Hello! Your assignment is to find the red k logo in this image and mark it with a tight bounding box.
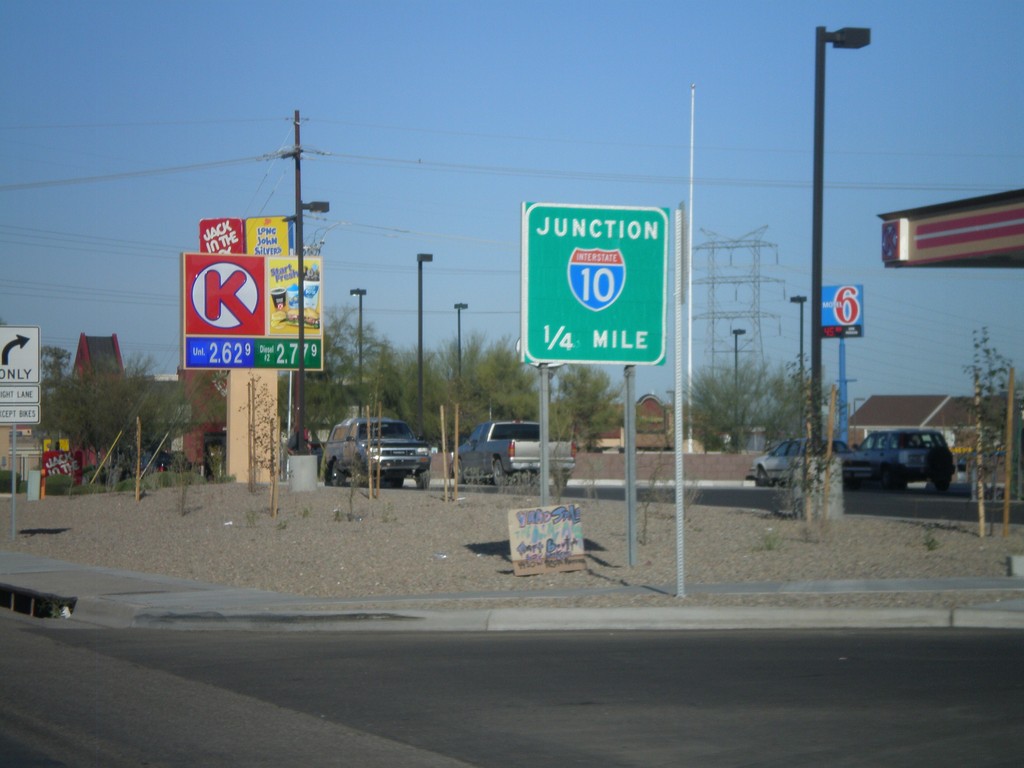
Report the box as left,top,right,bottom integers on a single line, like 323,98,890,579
184,254,265,336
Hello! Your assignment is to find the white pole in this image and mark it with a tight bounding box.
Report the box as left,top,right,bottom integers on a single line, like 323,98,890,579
686,83,695,453
675,205,686,597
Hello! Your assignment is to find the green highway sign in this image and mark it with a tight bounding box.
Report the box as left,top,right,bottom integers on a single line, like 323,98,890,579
521,202,668,365
253,338,322,370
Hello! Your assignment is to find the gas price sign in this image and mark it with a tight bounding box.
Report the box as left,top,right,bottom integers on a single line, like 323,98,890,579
253,339,321,369
184,337,321,370
181,252,324,370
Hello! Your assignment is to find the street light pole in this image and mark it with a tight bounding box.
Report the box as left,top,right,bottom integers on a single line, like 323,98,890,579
350,288,366,409
417,253,433,438
790,295,807,426
732,328,746,449
790,295,807,376
811,26,870,449
732,328,746,389
454,302,468,379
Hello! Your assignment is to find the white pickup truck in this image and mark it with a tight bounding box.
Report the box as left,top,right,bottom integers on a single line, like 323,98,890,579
454,420,575,486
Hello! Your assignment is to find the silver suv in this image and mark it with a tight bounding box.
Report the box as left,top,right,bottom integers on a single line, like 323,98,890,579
853,429,955,491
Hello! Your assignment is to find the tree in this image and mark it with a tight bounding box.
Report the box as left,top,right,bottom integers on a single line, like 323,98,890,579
962,327,1017,536
41,352,190,471
468,337,538,424
39,345,71,437
552,365,620,450
278,305,394,438
688,361,798,452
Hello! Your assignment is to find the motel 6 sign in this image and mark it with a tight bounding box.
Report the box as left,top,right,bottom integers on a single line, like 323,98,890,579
521,203,668,366
821,284,864,338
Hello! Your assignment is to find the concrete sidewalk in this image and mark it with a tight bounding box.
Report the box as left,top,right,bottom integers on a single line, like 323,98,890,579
2,551,1023,632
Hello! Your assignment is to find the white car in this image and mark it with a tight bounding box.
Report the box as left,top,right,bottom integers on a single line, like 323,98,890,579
750,438,870,488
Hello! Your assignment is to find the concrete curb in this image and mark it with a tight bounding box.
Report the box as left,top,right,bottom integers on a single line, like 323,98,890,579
4,551,1024,633
483,606,955,631
61,602,1024,633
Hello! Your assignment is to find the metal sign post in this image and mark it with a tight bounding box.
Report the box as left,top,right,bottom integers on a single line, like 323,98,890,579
521,203,668,568
1,326,41,540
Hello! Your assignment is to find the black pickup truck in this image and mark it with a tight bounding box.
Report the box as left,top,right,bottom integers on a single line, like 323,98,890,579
323,417,432,489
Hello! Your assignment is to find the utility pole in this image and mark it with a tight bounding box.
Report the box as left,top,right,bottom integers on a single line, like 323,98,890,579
293,110,306,454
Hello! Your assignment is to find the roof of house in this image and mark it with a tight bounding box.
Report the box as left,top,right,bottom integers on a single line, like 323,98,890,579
849,395,971,430
73,334,124,376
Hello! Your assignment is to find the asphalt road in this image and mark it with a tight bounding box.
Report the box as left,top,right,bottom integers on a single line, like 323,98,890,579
551,483,1024,526
3,619,1023,766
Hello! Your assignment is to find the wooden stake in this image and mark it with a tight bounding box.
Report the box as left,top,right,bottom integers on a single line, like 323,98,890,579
1004,367,1015,537
975,372,986,538
804,382,812,524
270,415,279,518
376,402,383,495
454,404,460,501
135,416,142,502
363,405,374,498
90,429,123,485
822,385,836,522
440,404,449,502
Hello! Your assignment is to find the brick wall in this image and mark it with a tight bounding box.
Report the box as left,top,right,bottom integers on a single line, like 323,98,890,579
572,452,751,482
433,451,752,482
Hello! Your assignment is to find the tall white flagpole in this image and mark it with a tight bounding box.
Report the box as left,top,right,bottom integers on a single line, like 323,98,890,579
686,83,695,453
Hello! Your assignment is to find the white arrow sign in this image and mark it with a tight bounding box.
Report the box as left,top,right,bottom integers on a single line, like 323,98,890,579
0,326,40,384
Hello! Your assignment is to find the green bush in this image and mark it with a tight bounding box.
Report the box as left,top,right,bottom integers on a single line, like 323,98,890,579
43,475,74,495
0,470,25,494
1,467,217,498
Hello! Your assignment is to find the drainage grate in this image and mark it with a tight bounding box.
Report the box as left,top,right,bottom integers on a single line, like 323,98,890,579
0,584,77,619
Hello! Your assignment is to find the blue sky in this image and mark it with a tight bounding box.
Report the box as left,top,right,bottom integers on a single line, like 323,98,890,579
2,0,1021,408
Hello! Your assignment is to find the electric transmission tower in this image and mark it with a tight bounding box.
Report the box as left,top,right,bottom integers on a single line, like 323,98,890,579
694,226,783,373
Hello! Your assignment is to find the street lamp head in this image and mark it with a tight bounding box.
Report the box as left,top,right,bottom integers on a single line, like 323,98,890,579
350,288,366,297
732,328,746,337
454,302,468,311
417,253,433,264
301,200,330,213
829,27,871,49
790,295,807,305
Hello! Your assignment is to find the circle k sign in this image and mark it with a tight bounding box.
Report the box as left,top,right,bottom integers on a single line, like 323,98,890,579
183,253,266,336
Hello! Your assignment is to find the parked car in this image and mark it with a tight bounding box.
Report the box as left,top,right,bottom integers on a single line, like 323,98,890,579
851,429,955,491
141,450,189,473
749,438,871,489
453,420,575,486
323,417,432,490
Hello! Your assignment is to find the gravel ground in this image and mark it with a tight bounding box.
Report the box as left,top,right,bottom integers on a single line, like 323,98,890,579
3,481,1024,611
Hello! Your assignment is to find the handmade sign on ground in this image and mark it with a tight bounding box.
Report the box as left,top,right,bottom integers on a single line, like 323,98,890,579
508,503,586,576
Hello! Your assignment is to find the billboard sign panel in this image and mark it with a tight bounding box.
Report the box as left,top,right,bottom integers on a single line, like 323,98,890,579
267,257,321,335
199,218,246,254
521,202,668,365
181,253,322,370
183,253,265,337
879,191,1024,268
245,216,293,257
821,284,864,338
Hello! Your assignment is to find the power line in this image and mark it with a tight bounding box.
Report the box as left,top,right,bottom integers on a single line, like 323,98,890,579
0,153,286,192
316,150,1007,193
